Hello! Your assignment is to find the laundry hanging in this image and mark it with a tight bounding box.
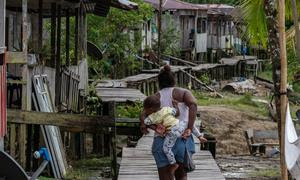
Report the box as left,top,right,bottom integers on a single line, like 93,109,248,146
285,104,300,180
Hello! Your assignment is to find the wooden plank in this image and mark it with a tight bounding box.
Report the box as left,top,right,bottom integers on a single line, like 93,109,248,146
254,130,278,140
118,130,225,180
6,51,26,64
7,109,140,130
179,68,223,98
164,55,197,66
122,74,158,83
96,80,127,88
95,87,146,102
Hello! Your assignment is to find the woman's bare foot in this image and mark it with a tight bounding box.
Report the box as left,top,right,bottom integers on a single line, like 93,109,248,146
169,163,179,175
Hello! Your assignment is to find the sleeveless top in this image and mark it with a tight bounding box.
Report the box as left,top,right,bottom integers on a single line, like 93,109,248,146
156,87,189,136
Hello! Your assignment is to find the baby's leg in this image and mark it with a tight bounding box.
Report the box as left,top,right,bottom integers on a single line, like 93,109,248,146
163,131,178,165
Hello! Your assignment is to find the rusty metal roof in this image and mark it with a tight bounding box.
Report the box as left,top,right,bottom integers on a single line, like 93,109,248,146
84,0,138,17
144,0,234,14
144,0,199,11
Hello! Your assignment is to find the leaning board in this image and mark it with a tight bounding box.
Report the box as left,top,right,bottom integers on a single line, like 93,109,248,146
118,131,225,180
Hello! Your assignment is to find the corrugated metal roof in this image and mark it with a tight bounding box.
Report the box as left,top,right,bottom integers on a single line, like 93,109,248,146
84,0,138,17
144,0,199,11
144,0,234,14
95,87,146,102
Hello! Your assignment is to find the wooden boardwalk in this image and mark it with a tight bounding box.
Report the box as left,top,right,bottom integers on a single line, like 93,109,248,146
118,131,225,180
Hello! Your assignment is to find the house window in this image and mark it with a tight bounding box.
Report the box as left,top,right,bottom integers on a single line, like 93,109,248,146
197,17,207,33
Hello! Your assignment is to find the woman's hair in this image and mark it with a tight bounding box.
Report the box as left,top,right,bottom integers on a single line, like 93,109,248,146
158,65,175,89
143,95,161,109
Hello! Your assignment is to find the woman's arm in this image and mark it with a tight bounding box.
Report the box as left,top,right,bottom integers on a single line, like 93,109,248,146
172,99,180,117
182,90,198,138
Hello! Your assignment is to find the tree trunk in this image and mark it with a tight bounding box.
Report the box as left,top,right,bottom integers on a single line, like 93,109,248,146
278,0,288,178
264,0,281,121
291,0,300,59
264,0,288,178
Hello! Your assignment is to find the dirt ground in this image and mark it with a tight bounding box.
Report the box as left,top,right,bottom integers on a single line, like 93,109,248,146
198,106,277,155
216,155,280,179
198,105,280,179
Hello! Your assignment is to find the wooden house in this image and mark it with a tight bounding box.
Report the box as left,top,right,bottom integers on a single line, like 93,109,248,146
1,0,138,177
143,0,242,63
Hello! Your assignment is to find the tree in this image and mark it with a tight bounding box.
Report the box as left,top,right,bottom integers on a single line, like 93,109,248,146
291,0,300,59
240,0,290,178
86,0,153,79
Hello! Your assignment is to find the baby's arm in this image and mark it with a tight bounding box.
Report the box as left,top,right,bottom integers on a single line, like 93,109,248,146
192,125,207,143
191,125,203,138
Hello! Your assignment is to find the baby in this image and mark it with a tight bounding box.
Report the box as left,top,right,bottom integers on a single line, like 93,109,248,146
143,95,206,173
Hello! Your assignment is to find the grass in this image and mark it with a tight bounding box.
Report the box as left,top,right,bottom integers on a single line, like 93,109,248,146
65,156,111,180
249,168,280,177
71,156,111,168
39,177,55,180
39,156,112,180
258,70,273,82
193,91,270,118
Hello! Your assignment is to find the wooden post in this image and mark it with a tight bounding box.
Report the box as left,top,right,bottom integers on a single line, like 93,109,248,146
50,3,56,68
0,0,5,152
109,102,117,180
55,4,61,107
157,0,162,61
38,0,43,55
20,0,29,168
74,8,79,64
65,9,70,66
278,0,288,179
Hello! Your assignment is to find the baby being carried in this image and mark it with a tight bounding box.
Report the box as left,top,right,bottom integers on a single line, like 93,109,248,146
143,95,204,172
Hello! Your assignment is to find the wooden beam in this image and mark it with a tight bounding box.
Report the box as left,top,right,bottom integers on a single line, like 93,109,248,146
7,109,140,133
6,51,26,64
179,68,223,98
164,55,197,66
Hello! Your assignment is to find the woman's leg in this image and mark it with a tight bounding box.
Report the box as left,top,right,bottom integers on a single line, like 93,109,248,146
174,163,187,180
158,166,174,180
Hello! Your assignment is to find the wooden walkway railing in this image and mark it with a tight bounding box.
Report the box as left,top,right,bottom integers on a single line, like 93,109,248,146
118,130,225,180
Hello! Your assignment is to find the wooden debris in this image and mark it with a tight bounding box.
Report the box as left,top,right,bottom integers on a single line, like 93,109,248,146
164,55,197,66
179,68,223,98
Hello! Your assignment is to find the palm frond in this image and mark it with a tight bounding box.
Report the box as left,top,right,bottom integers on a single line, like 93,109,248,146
240,0,268,47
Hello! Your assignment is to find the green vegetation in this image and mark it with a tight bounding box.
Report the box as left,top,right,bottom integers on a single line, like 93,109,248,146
39,177,55,180
117,102,143,118
87,0,153,79
65,157,111,180
250,168,280,178
193,91,270,118
152,12,181,57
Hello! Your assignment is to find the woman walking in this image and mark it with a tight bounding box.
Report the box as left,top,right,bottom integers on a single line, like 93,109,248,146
140,65,206,180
